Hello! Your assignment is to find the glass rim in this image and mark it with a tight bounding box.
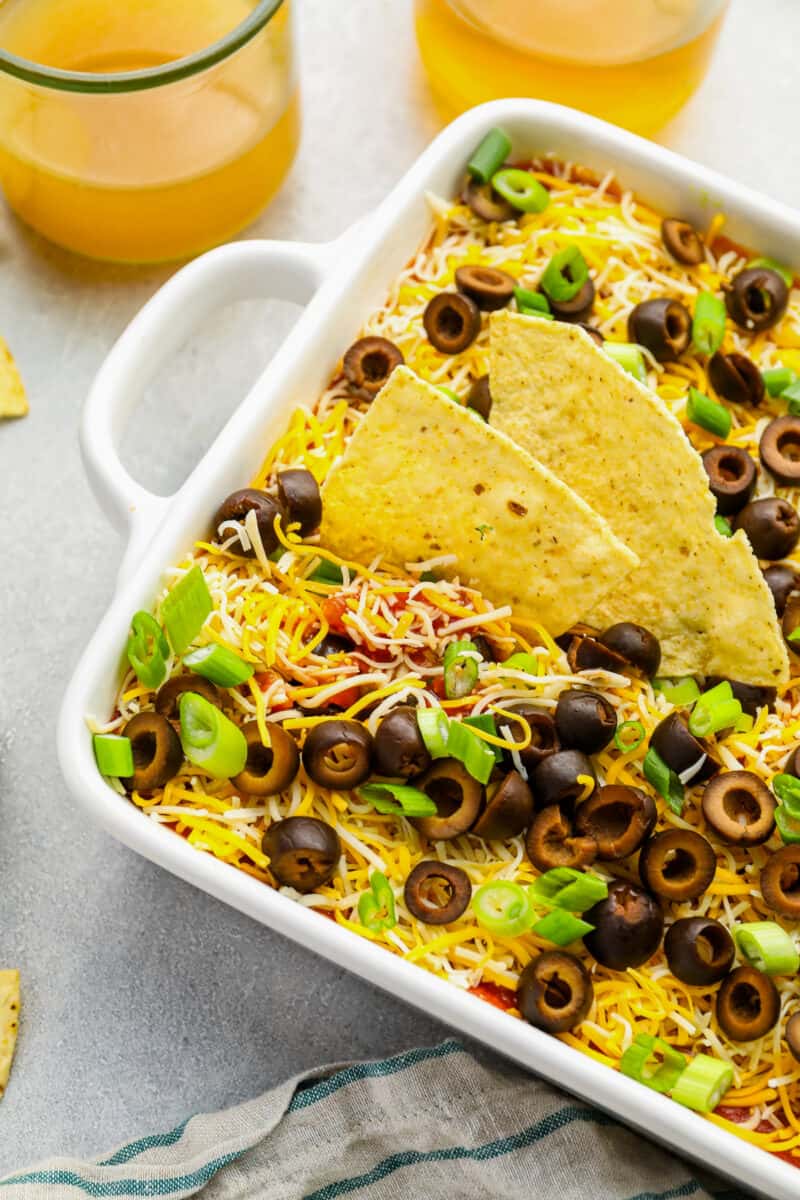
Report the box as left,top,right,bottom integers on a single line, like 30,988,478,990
0,0,285,93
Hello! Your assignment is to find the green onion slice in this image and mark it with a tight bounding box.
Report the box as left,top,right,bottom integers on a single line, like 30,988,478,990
714,515,733,537
358,871,397,933
747,256,793,287
643,747,685,815
775,805,800,844
308,559,346,585
161,566,213,655
467,127,511,184
416,708,450,759
604,342,647,383
501,651,541,676
620,1034,687,1094
491,168,550,214
734,712,754,733
735,921,800,975
438,386,461,404
528,867,608,912
513,286,552,318
671,1054,733,1112
443,639,481,699
93,733,134,779
654,677,701,707
183,643,254,688
782,378,800,416
686,386,731,439
789,627,800,643
472,881,534,937
358,782,437,818
446,720,496,784
614,720,645,753
126,611,169,690
691,291,726,356
540,246,589,303
772,772,800,814
179,691,247,779
688,690,742,737
762,366,798,397
532,909,593,946
463,713,503,763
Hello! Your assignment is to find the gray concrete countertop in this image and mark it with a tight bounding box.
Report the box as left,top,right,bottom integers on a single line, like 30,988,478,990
1,0,799,1174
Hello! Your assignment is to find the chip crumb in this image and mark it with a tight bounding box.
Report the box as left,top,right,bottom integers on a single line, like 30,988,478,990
0,969,20,1099
0,338,27,418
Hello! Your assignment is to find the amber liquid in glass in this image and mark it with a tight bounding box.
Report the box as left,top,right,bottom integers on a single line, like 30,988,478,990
414,0,728,135
0,0,299,261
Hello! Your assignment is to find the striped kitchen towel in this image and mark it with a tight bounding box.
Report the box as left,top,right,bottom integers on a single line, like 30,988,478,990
0,1040,747,1200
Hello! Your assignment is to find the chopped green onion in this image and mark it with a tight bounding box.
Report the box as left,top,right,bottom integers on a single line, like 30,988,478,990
463,714,503,763
604,342,647,383
789,626,800,643
694,680,733,707
438,386,461,404
748,256,793,287
532,909,593,946
691,291,726,356
540,246,589,303
358,782,437,818
513,286,553,319
501,651,541,675
688,696,742,737
775,804,800,844
446,720,495,784
161,566,213,655
782,379,800,416
309,559,345,585
614,720,645,753
771,773,800,813
714,515,733,537
643,747,684,815
93,733,134,778
416,707,450,758
686,386,731,439
183,643,254,688
671,1054,733,1112
419,569,437,582
735,921,799,975
491,168,550,214
763,366,798,397
472,881,534,937
467,127,511,184
734,712,754,733
528,867,608,912
620,1034,687,1094
358,871,397,932
654,677,701,707
126,610,169,690
179,691,247,779
443,638,481,699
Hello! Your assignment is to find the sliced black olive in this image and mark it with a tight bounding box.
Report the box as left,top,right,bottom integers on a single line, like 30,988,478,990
302,720,373,790
532,750,596,810
661,218,705,266
462,176,515,223
628,298,691,363
503,705,560,772
705,675,777,717
786,1012,800,1063
651,712,720,784
584,881,664,970
760,416,800,486
760,845,800,918
343,336,403,397
526,805,597,872
472,770,534,840
725,266,789,333
639,829,716,901
735,497,800,561
155,674,221,720
549,277,595,323
455,265,515,312
423,292,481,355
664,917,734,986
517,951,593,1034
212,488,285,557
701,446,757,516
567,635,629,674
122,711,183,791
262,816,340,892
784,595,800,652
599,623,661,677
277,469,322,536
717,965,780,1041
312,633,355,658
404,860,471,925
708,351,765,408
412,759,483,840
233,721,299,796
577,323,604,347
555,689,616,754
763,564,799,617
702,770,776,845
466,374,492,420
372,706,431,779
574,785,656,861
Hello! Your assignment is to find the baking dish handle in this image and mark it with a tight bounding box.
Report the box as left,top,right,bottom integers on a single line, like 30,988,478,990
81,237,333,560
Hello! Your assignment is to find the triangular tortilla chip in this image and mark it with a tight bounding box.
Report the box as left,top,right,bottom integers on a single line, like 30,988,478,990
0,970,20,1099
0,339,27,418
320,366,637,635
490,312,789,685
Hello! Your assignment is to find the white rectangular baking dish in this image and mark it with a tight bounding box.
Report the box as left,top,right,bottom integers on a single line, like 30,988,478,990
58,99,800,1198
